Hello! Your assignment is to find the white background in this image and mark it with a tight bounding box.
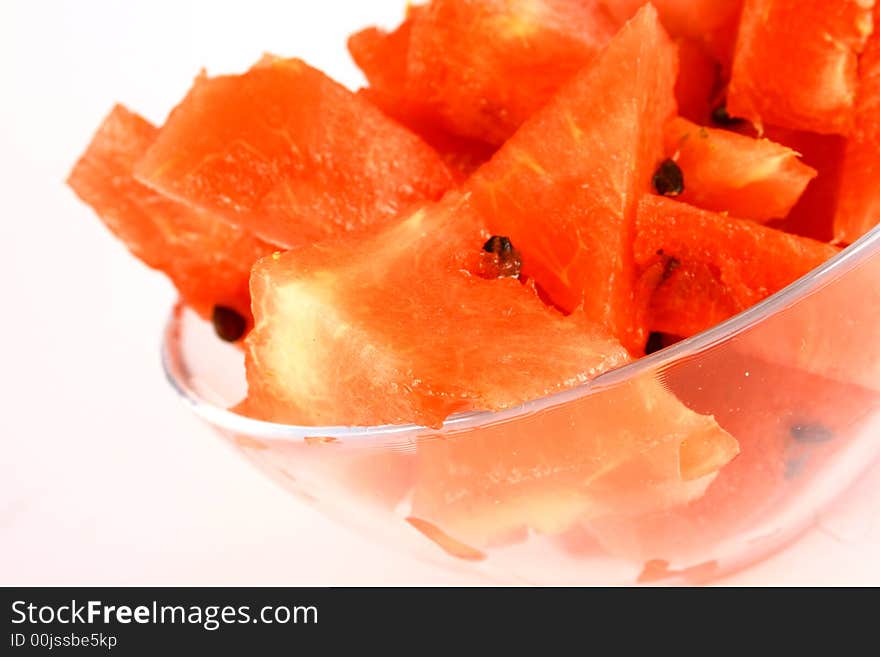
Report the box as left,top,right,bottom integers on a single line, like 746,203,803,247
1,0,878,586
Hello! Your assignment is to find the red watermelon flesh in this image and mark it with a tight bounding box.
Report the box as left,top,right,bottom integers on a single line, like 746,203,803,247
664,117,817,223
835,4,880,244
675,39,720,124
347,6,421,97
643,260,744,338
404,0,620,145
728,0,875,135
348,10,495,179
243,193,632,428
411,374,739,547
67,105,275,323
602,0,743,73
636,195,841,309
355,88,496,181
585,350,879,566
764,128,847,243
134,57,454,250
465,5,679,354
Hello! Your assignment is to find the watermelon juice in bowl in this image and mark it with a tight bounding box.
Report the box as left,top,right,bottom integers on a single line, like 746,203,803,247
68,1,880,583
162,224,880,585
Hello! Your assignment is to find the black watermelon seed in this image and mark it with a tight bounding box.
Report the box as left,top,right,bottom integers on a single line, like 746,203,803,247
790,423,835,444
483,235,514,255
645,332,666,355
480,235,522,278
711,104,746,128
212,305,247,342
652,159,684,197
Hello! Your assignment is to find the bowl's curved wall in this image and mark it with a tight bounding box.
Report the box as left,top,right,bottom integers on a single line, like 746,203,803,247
163,227,880,584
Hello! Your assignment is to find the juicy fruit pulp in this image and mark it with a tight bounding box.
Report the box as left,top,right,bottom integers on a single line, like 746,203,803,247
835,4,880,244
135,57,454,249
411,375,739,547
464,5,678,354
68,105,275,322
348,10,497,179
402,0,620,145
728,0,875,134
644,261,743,338
585,349,878,566
243,195,631,428
636,196,840,315
664,117,816,223
602,0,743,72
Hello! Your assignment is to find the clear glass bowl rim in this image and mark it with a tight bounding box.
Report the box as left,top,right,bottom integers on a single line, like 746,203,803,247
162,224,880,442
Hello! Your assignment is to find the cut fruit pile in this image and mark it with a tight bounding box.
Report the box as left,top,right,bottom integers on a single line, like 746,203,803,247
69,1,880,555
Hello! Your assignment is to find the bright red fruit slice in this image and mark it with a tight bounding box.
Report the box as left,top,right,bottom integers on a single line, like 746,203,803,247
243,194,632,428
636,195,840,309
348,8,495,179
764,128,847,242
404,0,619,145
835,4,880,244
586,350,877,567
134,57,453,249
464,6,678,354
664,117,816,223
643,261,743,338
728,0,875,134
67,105,275,322
602,0,743,73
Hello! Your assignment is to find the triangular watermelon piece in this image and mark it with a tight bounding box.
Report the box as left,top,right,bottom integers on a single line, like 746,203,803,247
402,0,620,145
585,349,878,566
67,105,275,324
411,374,739,547
636,195,840,311
764,127,847,243
134,57,454,249
642,261,744,338
464,5,678,353
728,0,875,135
243,194,631,428
348,9,497,180
664,117,816,223
602,0,743,74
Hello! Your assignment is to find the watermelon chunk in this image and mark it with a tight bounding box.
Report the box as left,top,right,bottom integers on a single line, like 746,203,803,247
411,374,739,547
134,57,454,249
636,195,841,309
728,0,875,135
674,39,720,124
67,105,275,323
348,11,496,179
664,117,817,223
464,5,678,353
347,5,422,98
643,261,744,338
765,128,847,242
243,194,631,428
403,0,620,145
602,0,744,73
586,350,878,566
835,4,880,244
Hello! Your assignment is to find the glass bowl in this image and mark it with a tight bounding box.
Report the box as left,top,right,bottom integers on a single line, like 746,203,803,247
162,225,880,585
